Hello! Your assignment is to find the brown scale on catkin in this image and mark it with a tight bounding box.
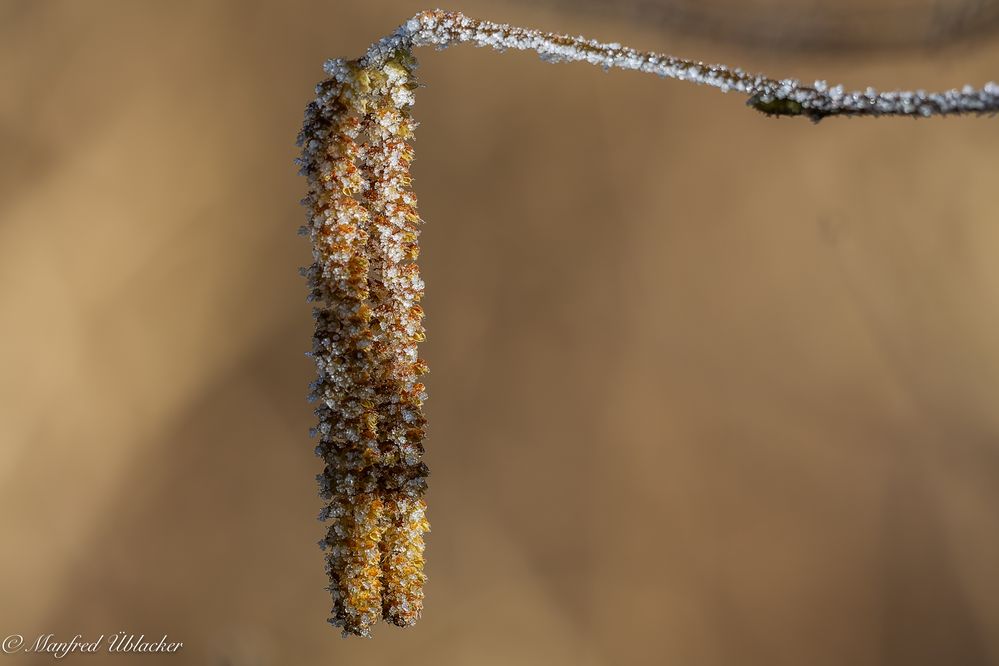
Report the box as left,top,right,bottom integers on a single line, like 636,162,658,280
298,51,429,637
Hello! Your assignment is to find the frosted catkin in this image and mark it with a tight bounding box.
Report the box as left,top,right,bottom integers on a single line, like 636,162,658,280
299,53,428,637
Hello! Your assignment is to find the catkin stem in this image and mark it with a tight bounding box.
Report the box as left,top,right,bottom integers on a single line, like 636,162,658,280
352,9,999,121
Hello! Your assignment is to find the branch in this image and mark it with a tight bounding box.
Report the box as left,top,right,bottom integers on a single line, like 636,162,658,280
341,8,999,121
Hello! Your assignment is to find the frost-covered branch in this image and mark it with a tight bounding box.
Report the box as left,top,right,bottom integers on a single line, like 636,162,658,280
348,8,999,121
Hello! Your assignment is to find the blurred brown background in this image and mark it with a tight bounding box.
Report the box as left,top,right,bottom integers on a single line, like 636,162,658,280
2,1,999,664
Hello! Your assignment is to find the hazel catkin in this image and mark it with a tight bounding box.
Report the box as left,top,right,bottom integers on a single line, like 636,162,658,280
298,51,428,637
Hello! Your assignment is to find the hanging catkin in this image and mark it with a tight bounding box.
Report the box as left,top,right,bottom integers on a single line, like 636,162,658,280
299,52,428,637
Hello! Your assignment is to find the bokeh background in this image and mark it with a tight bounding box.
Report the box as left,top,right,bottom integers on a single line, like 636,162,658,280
2,1,999,664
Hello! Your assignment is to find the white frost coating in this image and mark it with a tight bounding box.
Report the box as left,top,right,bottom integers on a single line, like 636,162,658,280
337,8,999,120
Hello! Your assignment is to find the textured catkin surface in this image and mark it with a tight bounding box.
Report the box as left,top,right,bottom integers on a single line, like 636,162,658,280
3,0,999,663
301,53,429,635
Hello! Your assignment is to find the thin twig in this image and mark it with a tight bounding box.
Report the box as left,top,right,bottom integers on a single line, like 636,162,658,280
341,8,999,121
